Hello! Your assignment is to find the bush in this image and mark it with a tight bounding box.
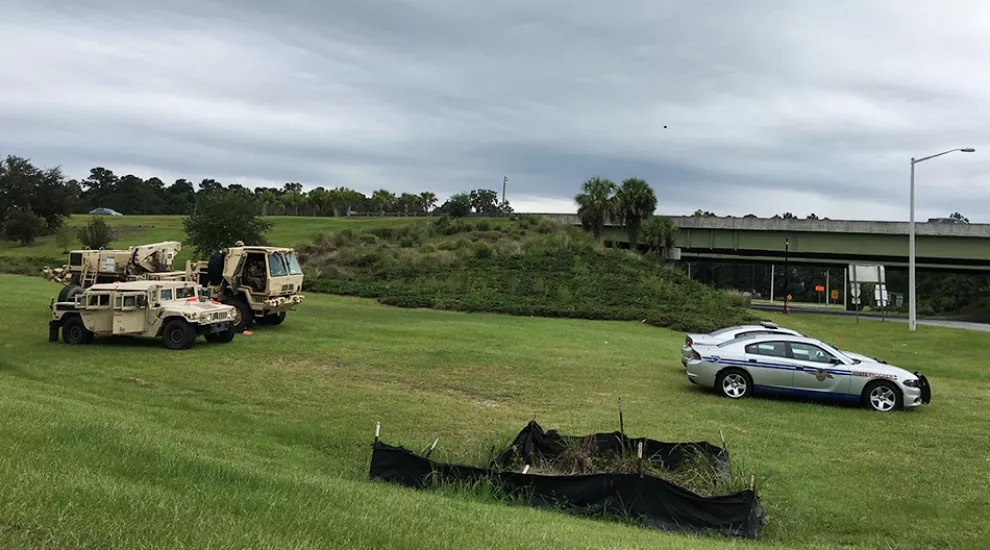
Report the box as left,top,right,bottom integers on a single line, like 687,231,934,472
78,216,116,249
475,220,491,231
3,209,44,246
473,241,494,259
536,219,557,234
722,290,752,309
55,224,74,252
433,215,452,231
358,233,380,246
400,236,415,248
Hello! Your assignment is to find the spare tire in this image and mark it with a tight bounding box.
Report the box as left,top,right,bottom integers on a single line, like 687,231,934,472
58,284,84,303
206,252,226,286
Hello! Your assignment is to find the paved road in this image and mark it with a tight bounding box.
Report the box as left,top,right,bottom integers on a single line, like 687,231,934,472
752,303,990,332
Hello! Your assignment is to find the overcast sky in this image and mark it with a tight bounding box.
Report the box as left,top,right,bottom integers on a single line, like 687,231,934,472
3,1,990,220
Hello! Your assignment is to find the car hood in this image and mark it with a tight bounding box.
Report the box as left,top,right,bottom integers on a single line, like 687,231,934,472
846,358,917,380
161,301,234,315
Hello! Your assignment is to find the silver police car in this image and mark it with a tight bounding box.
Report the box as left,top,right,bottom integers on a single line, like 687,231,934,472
684,334,931,412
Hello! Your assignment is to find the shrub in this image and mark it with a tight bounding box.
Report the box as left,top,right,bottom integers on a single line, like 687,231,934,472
78,216,116,249
536,219,557,234
475,220,491,231
722,290,752,309
358,233,380,246
400,236,415,248
331,229,357,248
473,241,494,259
55,224,74,252
433,215,452,231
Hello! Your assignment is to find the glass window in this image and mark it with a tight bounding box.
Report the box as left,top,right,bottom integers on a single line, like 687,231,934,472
160,289,173,301
98,294,110,306
789,343,836,364
284,252,303,275
745,341,788,358
123,296,136,307
176,286,195,299
268,253,288,277
710,326,743,337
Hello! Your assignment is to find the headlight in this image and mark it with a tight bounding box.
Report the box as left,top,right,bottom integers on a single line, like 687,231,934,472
903,379,919,387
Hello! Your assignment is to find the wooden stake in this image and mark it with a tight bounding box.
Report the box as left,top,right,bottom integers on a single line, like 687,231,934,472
522,464,530,475
749,473,755,491
719,429,727,454
618,397,625,438
424,438,439,458
374,422,381,445
637,441,644,477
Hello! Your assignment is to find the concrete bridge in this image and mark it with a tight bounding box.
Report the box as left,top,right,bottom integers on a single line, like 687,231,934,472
541,214,990,271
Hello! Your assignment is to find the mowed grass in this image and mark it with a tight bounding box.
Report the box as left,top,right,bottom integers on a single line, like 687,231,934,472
0,275,988,549
0,214,420,266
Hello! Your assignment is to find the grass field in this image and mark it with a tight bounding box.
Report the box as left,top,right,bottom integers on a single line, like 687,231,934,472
0,214,419,267
1,274,989,549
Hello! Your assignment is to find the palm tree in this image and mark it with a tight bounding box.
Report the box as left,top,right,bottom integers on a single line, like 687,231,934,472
641,216,678,258
419,191,438,216
616,178,657,249
574,176,617,239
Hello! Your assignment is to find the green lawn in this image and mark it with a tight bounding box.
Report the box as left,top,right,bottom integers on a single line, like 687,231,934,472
1,274,988,549
0,214,421,266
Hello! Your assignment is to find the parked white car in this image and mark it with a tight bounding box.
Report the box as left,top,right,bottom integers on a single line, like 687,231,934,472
684,334,931,412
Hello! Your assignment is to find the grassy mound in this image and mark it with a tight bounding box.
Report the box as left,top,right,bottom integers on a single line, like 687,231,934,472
299,216,756,332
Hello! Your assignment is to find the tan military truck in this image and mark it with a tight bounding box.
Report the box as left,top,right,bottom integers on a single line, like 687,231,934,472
187,244,305,331
43,241,183,302
44,241,304,332
49,280,236,350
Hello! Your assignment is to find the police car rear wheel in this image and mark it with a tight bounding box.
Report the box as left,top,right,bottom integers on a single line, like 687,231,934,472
716,369,752,399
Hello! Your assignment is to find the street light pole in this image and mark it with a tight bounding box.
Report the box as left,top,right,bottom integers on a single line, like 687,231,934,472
908,148,975,331
784,239,791,315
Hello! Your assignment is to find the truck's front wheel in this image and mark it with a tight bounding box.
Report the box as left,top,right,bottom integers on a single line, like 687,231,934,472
62,316,93,345
163,319,196,350
229,298,253,332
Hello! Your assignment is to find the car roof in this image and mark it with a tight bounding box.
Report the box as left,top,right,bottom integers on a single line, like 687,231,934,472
721,333,833,347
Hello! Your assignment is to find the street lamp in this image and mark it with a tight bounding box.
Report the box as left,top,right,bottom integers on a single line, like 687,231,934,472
909,148,975,331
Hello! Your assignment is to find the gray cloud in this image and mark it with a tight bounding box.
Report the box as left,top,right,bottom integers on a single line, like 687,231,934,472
2,0,989,220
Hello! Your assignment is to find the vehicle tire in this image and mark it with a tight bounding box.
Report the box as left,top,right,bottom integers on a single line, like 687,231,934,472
715,369,752,399
58,283,84,303
163,319,196,350
259,312,286,326
205,325,236,344
863,381,902,412
229,298,253,332
62,316,93,345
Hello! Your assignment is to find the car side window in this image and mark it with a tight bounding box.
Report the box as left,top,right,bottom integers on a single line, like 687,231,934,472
789,343,836,364
160,289,173,301
744,341,788,358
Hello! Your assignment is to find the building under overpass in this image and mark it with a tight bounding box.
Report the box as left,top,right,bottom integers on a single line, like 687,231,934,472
543,214,990,272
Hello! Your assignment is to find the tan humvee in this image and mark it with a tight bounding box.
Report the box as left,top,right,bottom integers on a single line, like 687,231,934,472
49,280,236,350
44,241,305,332
186,244,304,331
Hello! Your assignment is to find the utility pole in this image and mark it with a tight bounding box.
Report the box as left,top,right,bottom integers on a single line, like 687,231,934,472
825,269,829,309
769,264,775,302
783,239,790,314
502,176,507,205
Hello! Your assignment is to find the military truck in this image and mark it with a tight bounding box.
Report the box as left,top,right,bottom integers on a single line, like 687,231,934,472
49,280,236,350
187,244,304,331
43,241,184,302
44,241,304,332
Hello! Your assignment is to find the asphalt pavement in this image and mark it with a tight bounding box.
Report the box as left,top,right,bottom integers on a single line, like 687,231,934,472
752,303,990,332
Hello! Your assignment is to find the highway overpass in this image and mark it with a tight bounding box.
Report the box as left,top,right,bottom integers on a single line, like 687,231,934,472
542,214,990,271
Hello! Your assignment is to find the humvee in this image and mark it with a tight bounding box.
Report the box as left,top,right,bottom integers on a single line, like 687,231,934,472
49,280,236,350
44,241,305,332
187,244,304,331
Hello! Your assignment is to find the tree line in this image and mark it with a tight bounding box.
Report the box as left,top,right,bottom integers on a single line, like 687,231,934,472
0,155,513,245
